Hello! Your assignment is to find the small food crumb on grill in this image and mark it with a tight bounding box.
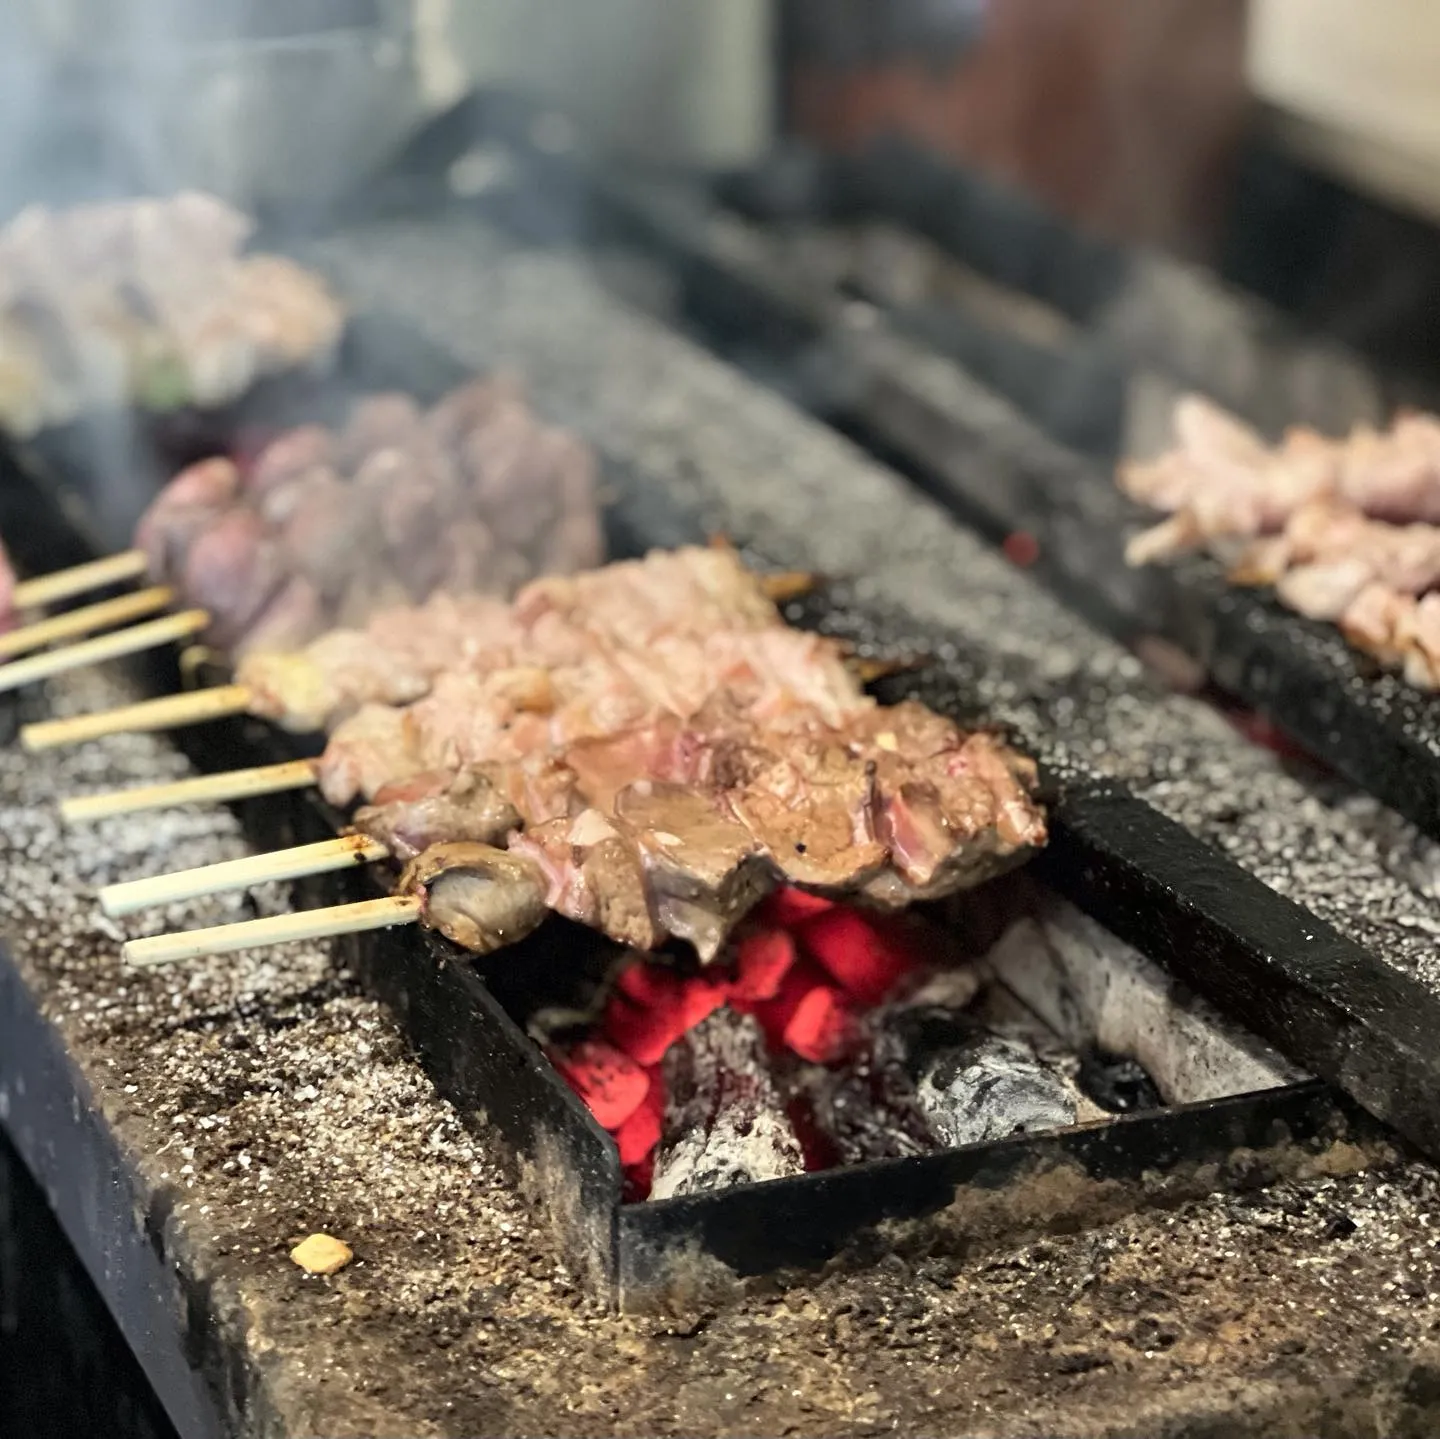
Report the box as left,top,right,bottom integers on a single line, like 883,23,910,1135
290,1233,354,1276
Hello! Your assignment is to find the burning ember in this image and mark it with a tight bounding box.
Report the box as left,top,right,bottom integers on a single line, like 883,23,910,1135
549,886,1076,1201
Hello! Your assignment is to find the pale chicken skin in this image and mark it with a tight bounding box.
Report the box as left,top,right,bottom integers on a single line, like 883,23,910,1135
1122,394,1440,691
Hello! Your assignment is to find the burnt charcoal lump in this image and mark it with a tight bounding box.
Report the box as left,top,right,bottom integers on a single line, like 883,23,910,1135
1077,1046,1163,1114
913,1034,1076,1148
650,1009,804,1200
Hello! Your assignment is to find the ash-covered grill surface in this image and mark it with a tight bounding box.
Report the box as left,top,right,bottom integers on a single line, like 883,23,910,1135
1,662,1437,1438
302,217,1440,999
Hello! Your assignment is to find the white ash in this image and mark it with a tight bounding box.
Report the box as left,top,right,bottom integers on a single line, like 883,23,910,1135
650,1008,803,1201
912,1032,1077,1150
305,217,1440,993
0,660,602,1434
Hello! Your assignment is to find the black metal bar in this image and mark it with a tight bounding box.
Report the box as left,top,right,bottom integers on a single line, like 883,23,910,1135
619,1078,1379,1301
1040,780,1440,1156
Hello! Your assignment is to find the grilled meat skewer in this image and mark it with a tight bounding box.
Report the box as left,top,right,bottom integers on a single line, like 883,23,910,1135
134,376,604,656
0,192,344,434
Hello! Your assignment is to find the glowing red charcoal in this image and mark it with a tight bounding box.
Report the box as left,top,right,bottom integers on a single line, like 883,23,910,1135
783,984,860,1064
614,1065,665,1167
755,888,836,928
739,956,858,1063
798,907,924,1006
731,928,798,1002
603,963,729,1067
550,1039,650,1131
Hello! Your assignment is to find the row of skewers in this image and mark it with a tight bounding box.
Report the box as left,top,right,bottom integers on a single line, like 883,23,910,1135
1,446,1051,1197
0,382,1046,989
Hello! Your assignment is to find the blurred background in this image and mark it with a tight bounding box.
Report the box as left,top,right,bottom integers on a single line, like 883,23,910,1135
2,0,1438,379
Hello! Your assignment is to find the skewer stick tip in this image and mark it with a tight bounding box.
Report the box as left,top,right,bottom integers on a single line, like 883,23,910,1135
11,549,149,610
61,758,318,824
0,608,210,695
99,833,389,917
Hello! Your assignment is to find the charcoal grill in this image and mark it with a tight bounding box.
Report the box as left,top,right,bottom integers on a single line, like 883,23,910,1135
0,304,1414,1323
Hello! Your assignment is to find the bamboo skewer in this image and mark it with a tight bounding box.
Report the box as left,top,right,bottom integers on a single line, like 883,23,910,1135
61,758,319,824
0,608,210,695
21,683,252,751
122,895,423,968
0,586,175,660
100,834,391,917
759,570,821,604
11,549,149,610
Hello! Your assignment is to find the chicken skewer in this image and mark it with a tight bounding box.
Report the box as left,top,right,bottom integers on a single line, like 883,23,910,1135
2,369,606,684
22,549,820,749
0,192,346,437
1122,395,1440,690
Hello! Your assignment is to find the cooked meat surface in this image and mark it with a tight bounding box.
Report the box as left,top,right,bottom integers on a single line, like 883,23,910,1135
255,545,1050,960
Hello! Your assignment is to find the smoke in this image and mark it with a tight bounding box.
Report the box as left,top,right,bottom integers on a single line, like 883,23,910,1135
0,1,435,224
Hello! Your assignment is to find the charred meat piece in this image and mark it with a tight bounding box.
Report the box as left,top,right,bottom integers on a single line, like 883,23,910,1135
279,467,378,599
650,1008,804,1200
397,841,549,954
425,373,525,450
246,424,334,498
232,575,325,657
354,770,520,862
437,519,498,595
336,392,423,470
181,508,285,649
